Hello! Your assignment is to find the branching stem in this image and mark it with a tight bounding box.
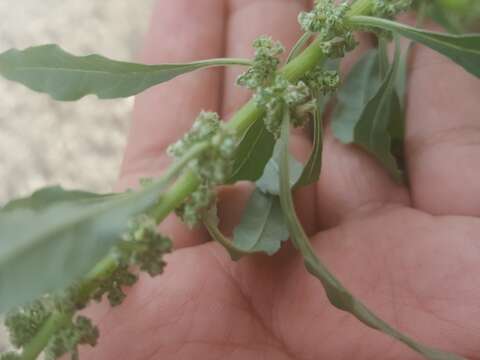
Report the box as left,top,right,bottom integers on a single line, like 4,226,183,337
16,1,377,358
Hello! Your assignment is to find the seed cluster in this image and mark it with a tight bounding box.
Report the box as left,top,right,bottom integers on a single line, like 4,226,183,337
168,111,237,227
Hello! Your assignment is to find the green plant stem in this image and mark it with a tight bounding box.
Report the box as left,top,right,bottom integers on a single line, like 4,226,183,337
19,311,71,360
277,113,463,360
16,1,381,358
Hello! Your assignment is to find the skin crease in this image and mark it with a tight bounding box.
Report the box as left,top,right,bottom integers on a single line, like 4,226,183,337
78,1,480,359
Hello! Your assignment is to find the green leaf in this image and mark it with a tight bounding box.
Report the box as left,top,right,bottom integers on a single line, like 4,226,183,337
331,50,382,143
0,44,251,101
256,142,303,195
0,184,169,312
350,16,480,78
354,39,403,181
229,118,275,183
294,96,324,187
276,109,464,360
232,189,289,256
0,143,206,311
2,186,114,211
332,42,403,182
203,190,289,260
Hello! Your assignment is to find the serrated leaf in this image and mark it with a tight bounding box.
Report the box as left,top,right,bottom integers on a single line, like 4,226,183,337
256,142,303,195
229,118,275,183
0,44,251,101
232,189,289,256
0,180,173,311
351,16,480,78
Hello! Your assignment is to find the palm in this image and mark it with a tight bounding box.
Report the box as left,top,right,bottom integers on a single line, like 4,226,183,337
82,1,480,359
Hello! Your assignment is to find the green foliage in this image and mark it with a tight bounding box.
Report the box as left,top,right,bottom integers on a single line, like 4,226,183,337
0,45,251,101
0,178,177,312
232,189,289,256
276,108,462,360
332,43,404,181
295,98,324,187
44,316,98,360
1,1,478,359
5,299,51,348
256,143,304,195
351,16,480,78
228,118,275,183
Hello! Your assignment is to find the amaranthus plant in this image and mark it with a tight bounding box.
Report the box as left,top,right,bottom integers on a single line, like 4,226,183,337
0,0,479,359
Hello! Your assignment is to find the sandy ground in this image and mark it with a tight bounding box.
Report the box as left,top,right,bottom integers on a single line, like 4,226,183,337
0,0,155,352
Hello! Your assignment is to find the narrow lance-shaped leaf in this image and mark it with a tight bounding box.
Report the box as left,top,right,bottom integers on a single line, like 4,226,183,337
350,16,480,78
295,92,325,188
203,190,289,261
276,110,464,360
0,44,251,101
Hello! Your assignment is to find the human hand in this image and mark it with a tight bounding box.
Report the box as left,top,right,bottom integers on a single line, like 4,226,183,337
81,1,480,359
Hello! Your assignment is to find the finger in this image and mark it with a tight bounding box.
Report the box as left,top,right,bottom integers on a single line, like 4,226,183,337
118,0,228,248
316,34,410,229
404,22,480,216
220,0,317,234
119,0,226,188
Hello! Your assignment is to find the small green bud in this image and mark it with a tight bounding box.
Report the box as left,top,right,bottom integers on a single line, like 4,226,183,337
304,67,341,95
255,76,314,137
91,265,138,307
298,0,350,39
372,0,412,18
120,214,172,276
237,36,285,90
319,33,357,58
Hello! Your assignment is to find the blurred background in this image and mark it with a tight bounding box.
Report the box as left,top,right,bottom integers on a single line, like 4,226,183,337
0,0,155,351
0,1,155,206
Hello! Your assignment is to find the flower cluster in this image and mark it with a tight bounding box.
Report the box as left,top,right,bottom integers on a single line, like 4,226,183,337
4,298,99,360
373,0,412,18
119,214,172,277
298,0,350,36
4,299,51,349
298,0,357,58
237,36,285,89
168,111,236,226
44,316,98,360
304,65,340,95
255,76,313,137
